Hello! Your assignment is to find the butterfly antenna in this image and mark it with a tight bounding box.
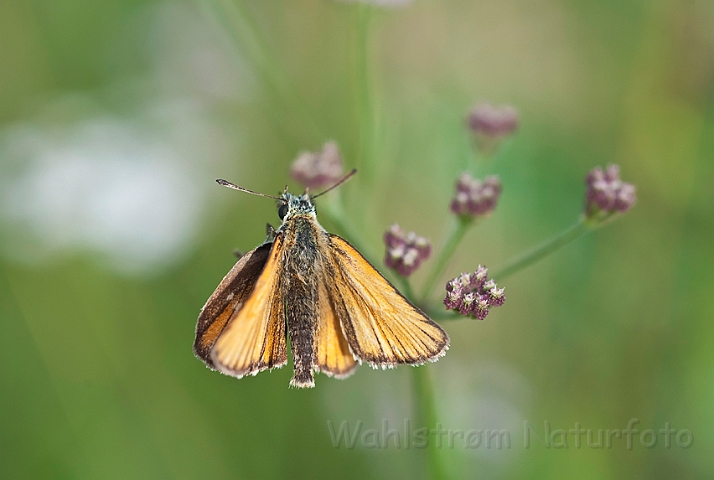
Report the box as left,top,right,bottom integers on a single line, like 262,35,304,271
310,168,357,200
216,179,282,200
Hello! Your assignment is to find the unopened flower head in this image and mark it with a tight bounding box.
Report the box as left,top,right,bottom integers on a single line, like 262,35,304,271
450,173,502,219
384,224,431,277
585,164,636,220
290,141,344,190
466,103,519,154
444,266,505,320
467,104,519,137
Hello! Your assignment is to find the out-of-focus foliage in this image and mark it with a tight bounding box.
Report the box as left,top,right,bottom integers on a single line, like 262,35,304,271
0,1,712,478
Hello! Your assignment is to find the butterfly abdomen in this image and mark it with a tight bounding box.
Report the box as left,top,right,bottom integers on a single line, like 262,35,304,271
282,215,323,388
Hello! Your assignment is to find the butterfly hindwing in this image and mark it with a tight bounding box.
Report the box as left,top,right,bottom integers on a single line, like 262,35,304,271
208,235,288,377
313,279,358,378
326,234,450,367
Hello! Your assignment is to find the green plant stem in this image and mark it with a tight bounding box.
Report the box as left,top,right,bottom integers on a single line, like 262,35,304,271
491,216,589,280
464,132,486,172
355,5,375,186
200,0,322,142
420,219,473,304
394,275,416,302
321,193,376,263
412,367,447,480
425,308,460,321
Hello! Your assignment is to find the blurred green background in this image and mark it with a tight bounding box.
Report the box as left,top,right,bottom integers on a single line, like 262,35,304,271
1,0,712,478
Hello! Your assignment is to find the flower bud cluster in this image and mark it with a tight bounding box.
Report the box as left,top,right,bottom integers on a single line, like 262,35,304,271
290,141,344,190
585,165,636,217
444,266,505,320
383,224,431,277
466,103,519,138
450,173,502,218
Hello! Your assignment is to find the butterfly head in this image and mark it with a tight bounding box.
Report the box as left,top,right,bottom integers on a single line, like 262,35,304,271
216,169,355,224
278,192,315,221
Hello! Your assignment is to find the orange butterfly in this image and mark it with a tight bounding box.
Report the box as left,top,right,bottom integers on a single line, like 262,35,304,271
194,171,449,387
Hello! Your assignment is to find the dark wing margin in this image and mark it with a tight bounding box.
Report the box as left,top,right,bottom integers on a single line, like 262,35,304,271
193,242,273,368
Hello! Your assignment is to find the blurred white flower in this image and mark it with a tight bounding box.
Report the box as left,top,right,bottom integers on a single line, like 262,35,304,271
0,2,252,276
0,101,231,276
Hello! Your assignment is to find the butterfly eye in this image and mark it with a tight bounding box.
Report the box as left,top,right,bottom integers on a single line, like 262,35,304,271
278,203,289,220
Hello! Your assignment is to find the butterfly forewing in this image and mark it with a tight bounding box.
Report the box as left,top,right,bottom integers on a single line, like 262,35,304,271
326,234,450,367
209,235,288,377
194,242,273,368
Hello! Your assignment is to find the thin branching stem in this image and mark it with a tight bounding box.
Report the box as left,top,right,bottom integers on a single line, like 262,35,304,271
412,367,448,480
200,0,323,142
492,216,589,280
321,193,376,263
394,275,416,302
425,308,460,321
355,5,376,186
420,218,473,304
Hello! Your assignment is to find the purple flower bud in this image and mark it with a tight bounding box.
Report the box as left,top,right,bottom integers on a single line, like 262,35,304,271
402,248,419,268
450,173,502,219
585,166,605,186
384,244,404,269
383,225,431,277
615,183,636,213
444,289,462,311
384,224,406,249
467,266,488,292
450,190,471,216
443,267,505,320
446,278,461,293
473,296,490,320
604,164,620,182
457,272,472,289
459,292,476,316
467,104,519,138
290,141,344,190
473,265,488,285
585,165,636,219
486,287,505,307
412,235,431,258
